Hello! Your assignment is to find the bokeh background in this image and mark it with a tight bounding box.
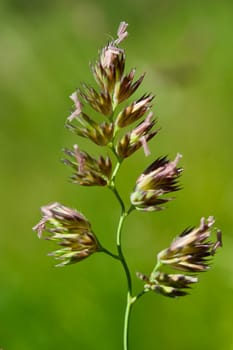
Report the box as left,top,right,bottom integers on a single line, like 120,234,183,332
1,0,233,349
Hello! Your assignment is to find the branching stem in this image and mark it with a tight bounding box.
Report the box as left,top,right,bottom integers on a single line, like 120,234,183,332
108,159,136,350
108,156,147,350
99,246,120,260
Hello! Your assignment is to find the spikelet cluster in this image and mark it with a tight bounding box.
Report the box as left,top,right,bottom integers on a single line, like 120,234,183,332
137,217,222,297
33,22,222,300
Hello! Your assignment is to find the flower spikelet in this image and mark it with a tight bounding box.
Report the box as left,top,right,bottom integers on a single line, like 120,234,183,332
63,144,112,186
92,22,127,96
137,271,198,298
116,94,154,128
116,112,159,158
66,92,114,146
158,216,223,272
91,21,146,108
115,70,145,105
130,153,182,211
137,217,222,297
33,203,100,266
79,84,113,116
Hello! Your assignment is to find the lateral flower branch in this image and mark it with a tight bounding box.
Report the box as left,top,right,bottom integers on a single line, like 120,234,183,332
33,22,222,350
33,203,101,267
137,216,222,297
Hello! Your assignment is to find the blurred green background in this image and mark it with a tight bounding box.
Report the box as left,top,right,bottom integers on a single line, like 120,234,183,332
1,0,233,349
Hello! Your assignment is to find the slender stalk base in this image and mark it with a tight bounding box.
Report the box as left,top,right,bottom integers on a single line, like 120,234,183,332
123,293,136,350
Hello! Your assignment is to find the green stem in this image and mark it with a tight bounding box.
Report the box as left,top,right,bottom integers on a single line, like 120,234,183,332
150,260,162,280
109,157,125,212
111,185,125,213
115,202,135,350
109,154,142,350
99,246,120,260
123,289,147,349
123,293,136,350
111,159,122,182
116,211,132,292
135,289,147,300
